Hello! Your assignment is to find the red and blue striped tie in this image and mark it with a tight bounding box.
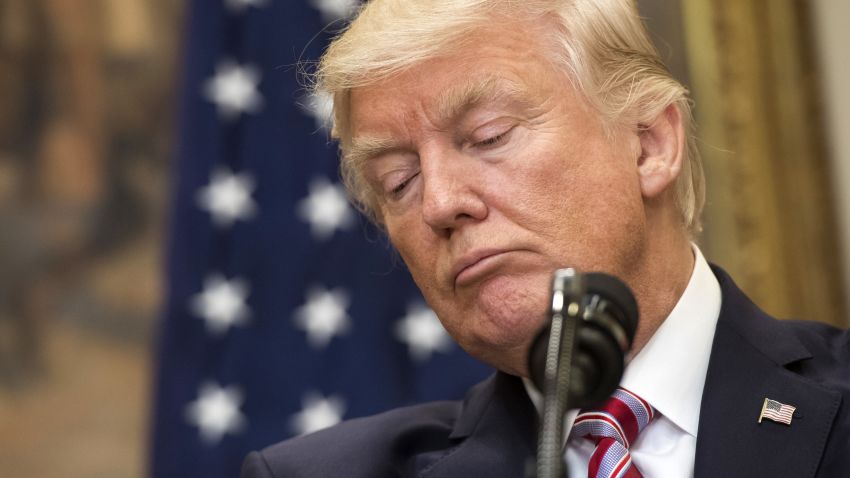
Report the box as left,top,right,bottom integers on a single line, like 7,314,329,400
570,387,656,478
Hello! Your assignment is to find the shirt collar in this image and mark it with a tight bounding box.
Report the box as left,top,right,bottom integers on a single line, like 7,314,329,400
620,244,721,437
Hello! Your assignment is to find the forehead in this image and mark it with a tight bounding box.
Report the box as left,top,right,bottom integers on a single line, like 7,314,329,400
347,23,562,136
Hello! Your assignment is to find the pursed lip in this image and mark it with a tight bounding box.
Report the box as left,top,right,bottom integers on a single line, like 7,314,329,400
451,248,512,288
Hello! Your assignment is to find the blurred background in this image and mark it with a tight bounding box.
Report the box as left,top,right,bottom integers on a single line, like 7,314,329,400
0,0,182,475
0,0,847,477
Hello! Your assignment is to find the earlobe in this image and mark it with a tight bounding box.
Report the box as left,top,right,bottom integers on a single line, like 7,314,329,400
637,104,685,198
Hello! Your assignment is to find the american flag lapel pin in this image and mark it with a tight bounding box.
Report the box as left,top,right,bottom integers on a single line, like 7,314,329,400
758,397,796,425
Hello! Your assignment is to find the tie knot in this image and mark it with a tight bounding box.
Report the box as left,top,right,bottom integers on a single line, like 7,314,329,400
571,387,655,449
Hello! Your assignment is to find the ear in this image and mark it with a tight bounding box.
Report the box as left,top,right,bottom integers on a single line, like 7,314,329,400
637,104,685,198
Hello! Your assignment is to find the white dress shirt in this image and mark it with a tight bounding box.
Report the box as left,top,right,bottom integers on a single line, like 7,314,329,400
524,245,722,477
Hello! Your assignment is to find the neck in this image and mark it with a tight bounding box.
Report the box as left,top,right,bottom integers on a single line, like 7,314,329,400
627,221,695,356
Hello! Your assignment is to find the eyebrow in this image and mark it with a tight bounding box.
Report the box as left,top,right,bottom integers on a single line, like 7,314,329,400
345,75,535,166
435,74,528,123
345,135,405,170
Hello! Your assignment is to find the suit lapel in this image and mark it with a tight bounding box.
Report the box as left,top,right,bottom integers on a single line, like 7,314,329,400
414,372,537,478
695,267,842,478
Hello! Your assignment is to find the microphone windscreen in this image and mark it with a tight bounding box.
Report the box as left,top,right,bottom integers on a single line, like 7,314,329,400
584,272,639,343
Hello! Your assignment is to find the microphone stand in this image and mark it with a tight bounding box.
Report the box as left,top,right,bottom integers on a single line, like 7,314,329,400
535,269,583,478
527,269,637,478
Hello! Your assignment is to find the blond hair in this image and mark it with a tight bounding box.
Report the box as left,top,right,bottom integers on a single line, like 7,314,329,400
314,0,705,235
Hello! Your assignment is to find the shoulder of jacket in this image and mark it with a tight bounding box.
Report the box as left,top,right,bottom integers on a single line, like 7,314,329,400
251,400,462,478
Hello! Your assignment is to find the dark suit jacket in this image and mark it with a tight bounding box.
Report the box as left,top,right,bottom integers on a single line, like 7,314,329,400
242,267,850,477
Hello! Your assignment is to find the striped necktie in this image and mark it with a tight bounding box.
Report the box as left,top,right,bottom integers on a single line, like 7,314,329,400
570,387,656,478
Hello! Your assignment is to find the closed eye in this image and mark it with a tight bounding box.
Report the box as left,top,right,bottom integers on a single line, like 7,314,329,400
390,172,419,198
472,125,515,150
476,133,507,148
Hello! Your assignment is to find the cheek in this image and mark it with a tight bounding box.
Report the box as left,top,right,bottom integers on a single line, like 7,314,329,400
386,217,441,290
493,140,645,266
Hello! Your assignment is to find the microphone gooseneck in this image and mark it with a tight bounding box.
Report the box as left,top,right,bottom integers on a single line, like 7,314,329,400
527,269,639,478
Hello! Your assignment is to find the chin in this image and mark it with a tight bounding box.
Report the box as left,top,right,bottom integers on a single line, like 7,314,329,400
462,331,535,377
479,273,548,325
463,275,550,373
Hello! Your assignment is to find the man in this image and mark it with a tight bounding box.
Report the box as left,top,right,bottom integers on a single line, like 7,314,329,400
243,0,850,476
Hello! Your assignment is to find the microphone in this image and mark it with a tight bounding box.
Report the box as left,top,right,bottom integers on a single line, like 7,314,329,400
526,269,639,478
528,270,639,407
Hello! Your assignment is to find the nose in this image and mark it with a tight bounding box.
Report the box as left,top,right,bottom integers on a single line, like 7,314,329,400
420,148,488,236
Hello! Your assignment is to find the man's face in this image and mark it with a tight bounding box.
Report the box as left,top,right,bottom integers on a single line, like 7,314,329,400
348,21,649,376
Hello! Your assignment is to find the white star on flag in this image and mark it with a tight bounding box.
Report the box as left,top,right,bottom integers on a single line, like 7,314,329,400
310,0,359,22
300,90,334,131
203,61,263,119
196,167,257,228
395,304,453,362
293,286,352,349
191,274,251,335
185,382,247,444
296,177,354,241
225,0,267,12
290,392,346,436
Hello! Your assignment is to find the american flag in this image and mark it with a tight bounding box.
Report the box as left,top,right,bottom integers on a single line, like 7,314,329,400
759,398,796,425
149,1,492,477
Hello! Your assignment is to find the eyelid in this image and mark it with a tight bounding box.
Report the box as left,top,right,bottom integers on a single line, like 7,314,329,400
390,172,418,195
470,122,516,150
376,166,419,200
469,116,515,139
367,151,416,186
